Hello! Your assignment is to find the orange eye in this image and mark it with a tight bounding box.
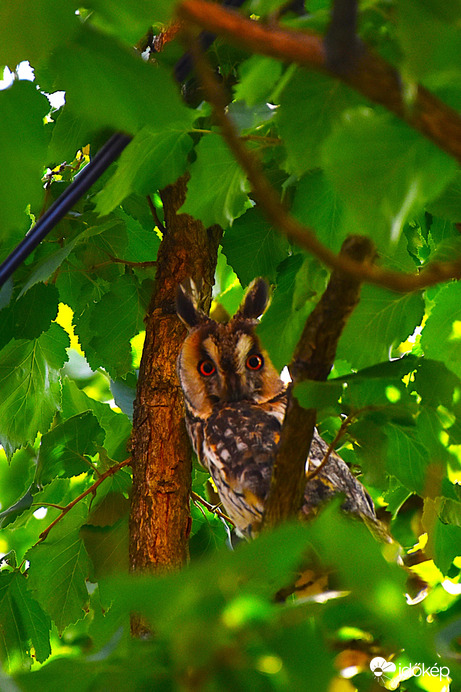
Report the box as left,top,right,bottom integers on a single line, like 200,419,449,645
198,359,216,377
246,354,264,371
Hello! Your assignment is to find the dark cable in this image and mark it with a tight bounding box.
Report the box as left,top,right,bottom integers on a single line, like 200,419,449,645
0,133,132,287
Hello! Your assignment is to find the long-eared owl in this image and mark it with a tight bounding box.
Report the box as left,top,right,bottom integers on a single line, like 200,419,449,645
176,278,378,539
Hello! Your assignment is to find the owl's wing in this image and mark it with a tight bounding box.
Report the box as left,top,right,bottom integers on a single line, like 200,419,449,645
203,403,281,537
303,430,390,540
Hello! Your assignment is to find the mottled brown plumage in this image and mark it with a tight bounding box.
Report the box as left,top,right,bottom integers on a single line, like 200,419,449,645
176,278,378,538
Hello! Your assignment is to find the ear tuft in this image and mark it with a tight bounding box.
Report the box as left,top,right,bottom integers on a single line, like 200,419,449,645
236,278,270,320
176,281,207,330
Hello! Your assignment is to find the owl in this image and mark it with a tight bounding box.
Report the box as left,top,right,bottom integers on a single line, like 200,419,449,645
176,277,379,539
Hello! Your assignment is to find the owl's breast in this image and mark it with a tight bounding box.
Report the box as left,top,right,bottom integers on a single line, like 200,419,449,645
202,402,283,536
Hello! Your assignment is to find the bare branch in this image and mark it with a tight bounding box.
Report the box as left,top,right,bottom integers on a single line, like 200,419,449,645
191,491,235,525
36,457,131,545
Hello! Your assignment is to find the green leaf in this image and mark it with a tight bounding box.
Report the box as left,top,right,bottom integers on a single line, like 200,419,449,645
221,208,289,285
0,283,59,351
0,0,77,68
397,0,461,82
36,411,105,486
19,239,80,296
278,70,362,174
412,358,461,408
322,109,457,248
96,128,194,216
47,108,94,163
0,572,51,670
291,170,346,252
181,135,249,228
26,503,92,634
257,255,312,370
0,323,69,458
308,504,430,662
433,519,461,575
0,447,35,518
0,82,50,243
84,0,174,43
424,497,461,575
104,211,160,264
247,0,293,14
294,380,343,415
74,274,149,378
421,282,461,379
427,170,461,222
385,422,431,494
61,378,132,462
81,519,128,580
51,28,195,137
234,55,283,107
110,376,136,422
336,284,425,369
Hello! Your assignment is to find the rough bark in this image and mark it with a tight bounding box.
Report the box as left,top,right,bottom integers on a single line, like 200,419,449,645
129,175,220,601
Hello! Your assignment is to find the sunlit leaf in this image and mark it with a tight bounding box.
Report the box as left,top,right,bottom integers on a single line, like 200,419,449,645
336,284,425,369
279,70,362,174
51,28,195,137
26,503,92,634
74,274,150,378
421,282,461,379
0,82,50,244
322,109,457,247
180,135,249,228
36,411,104,485
221,207,289,285
96,128,194,216
0,572,51,670
0,324,69,458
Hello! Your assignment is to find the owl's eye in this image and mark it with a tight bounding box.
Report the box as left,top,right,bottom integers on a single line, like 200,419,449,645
246,354,264,371
198,359,216,377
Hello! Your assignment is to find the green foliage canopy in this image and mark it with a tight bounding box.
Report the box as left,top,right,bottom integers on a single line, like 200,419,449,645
0,0,461,690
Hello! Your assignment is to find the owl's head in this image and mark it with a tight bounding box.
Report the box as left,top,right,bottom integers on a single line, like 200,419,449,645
176,278,285,416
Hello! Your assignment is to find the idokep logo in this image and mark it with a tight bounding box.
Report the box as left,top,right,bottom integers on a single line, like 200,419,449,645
369,657,450,685
370,657,396,683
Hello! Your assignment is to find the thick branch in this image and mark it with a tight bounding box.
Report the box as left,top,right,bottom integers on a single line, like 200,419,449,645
262,237,375,528
180,23,461,294
178,0,461,165
324,0,361,73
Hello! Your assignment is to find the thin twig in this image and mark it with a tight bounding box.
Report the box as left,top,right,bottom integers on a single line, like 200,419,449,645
305,412,355,482
191,490,235,525
36,457,131,544
108,253,157,268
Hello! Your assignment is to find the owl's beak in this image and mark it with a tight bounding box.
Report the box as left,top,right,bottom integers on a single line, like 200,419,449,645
222,372,243,402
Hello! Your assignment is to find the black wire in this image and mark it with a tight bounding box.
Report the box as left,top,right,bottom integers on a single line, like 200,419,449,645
0,133,132,287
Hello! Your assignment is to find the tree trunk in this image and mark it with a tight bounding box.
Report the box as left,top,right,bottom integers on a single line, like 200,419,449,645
129,175,220,621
